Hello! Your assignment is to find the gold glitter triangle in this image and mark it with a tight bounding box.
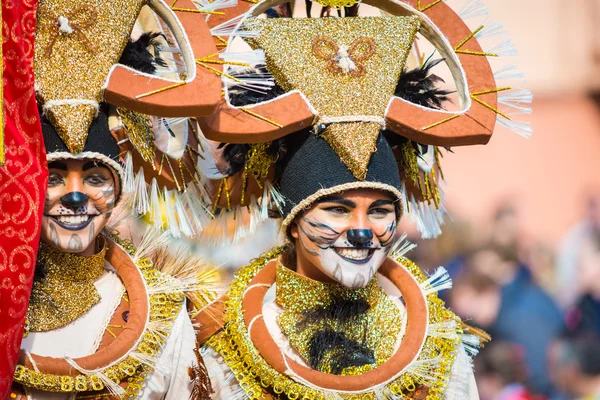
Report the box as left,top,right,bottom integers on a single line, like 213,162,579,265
34,0,145,152
47,105,97,153
250,16,420,177
323,123,379,180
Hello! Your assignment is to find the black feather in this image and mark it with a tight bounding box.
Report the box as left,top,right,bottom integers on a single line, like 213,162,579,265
308,329,375,374
227,65,286,107
395,57,453,109
218,139,286,177
298,297,375,374
218,143,250,176
298,297,370,328
119,32,167,74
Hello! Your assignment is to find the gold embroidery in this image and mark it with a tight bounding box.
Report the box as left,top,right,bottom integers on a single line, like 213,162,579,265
312,36,376,77
27,241,107,332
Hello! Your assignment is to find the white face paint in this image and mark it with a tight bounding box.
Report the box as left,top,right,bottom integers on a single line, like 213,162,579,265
41,159,118,254
290,189,399,289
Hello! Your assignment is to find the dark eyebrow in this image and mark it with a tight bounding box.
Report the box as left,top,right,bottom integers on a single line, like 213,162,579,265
315,196,357,208
370,199,394,208
48,161,68,171
83,161,109,171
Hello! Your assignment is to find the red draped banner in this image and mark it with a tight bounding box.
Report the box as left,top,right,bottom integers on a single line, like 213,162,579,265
0,0,47,397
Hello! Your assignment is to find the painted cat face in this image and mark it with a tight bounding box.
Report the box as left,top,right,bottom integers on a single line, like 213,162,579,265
290,189,399,288
41,159,117,254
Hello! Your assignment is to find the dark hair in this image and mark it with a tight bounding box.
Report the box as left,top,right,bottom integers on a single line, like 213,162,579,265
475,341,529,384
558,332,600,376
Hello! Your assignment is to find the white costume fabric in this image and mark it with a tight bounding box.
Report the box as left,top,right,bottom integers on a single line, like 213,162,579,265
203,274,479,400
21,262,197,400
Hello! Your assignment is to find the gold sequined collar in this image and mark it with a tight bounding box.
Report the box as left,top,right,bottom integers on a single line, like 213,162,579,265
275,260,380,312
27,240,107,332
275,260,403,375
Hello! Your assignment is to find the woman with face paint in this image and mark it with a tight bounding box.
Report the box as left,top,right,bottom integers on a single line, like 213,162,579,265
10,113,215,400
196,125,486,400
186,0,534,391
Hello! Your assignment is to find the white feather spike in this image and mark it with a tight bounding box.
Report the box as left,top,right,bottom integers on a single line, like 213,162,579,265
183,190,207,233
421,266,453,296
93,371,126,396
498,89,533,114
388,233,417,259
428,320,460,341
132,168,149,215
163,188,181,238
461,334,482,357
494,64,525,81
133,226,171,264
190,182,213,218
264,180,285,217
497,118,532,138
129,352,171,375
146,319,172,341
210,14,258,38
458,0,488,21
123,152,135,193
400,182,410,215
148,250,225,299
409,194,446,239
193,0,237,13
173,191,194,238
476,22,505,39
487,39,518,57
219,49,265,64
225,65,275,94
159,46,183,54
404,355,443,384
191,129,226,180
149,178,163,229
246,195,264,235
224,76,275,94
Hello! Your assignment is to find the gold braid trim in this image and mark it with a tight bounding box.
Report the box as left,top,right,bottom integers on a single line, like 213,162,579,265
207,247,466,400
13,235,185,399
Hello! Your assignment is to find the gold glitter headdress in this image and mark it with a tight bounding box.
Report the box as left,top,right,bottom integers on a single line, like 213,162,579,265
249,16,420,180
185,0,533,240
34,0,223,153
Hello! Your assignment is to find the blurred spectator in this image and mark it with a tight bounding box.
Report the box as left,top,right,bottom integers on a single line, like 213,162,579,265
450,246,564,397
548,333,600,399
525,243,559,299
564,232,600,336
490,205,522,262
475,341,539,400
557,196,600,309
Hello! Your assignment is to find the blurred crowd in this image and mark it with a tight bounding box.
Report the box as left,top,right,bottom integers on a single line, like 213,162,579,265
409,196,600,400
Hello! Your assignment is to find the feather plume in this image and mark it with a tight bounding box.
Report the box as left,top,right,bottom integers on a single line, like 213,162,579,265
119,32,167,74
395,57,453,109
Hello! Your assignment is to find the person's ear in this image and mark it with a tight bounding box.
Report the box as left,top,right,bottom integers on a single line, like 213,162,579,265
290,222,299,240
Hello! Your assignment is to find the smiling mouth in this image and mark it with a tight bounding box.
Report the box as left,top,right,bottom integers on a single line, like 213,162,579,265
333,247,375,264
46,214,97,230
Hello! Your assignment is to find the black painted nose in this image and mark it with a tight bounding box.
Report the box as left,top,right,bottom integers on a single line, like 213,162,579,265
346,229,373,247
60,192,89,209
